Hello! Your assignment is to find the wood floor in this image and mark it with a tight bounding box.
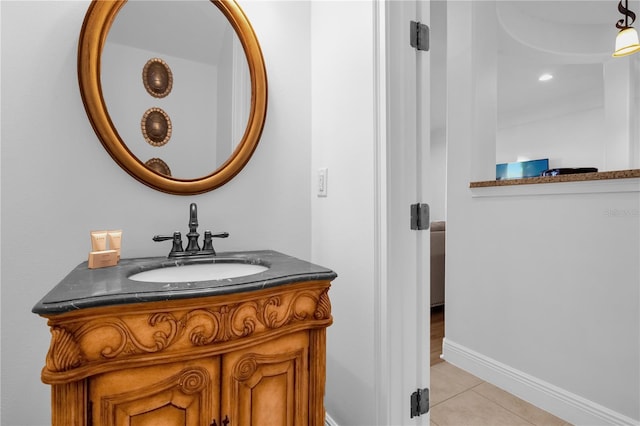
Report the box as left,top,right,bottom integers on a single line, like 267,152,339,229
430,305,445,366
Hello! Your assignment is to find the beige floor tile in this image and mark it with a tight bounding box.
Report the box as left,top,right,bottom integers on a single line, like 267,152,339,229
431,362,484,406
472,382,569,426
431,390,535,426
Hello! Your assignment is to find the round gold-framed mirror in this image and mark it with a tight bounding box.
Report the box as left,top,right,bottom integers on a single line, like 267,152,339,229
78,0,267,195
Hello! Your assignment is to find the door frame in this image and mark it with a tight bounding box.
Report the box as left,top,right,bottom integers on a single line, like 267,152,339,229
373,0,432,424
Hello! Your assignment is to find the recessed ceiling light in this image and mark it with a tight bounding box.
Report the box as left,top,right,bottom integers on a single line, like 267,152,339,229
538,73,553,82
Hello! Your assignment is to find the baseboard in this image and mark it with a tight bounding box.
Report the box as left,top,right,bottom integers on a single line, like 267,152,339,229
442,338,640,426
325,412,339,426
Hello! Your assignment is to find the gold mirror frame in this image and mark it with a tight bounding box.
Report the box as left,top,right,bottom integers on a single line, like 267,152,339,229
78,0,267,195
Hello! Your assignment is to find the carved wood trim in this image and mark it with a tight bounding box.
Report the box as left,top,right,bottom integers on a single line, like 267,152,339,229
47,327,83,372
309,329,327,426
51,381,87,426
228,348,308,425
42,281,332,384
100,367,212,425
314,287,332,320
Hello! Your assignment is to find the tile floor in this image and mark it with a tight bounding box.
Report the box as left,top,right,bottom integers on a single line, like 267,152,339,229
430,362,572,426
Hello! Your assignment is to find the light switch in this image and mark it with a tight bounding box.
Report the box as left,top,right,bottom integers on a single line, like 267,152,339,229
318,168,328,197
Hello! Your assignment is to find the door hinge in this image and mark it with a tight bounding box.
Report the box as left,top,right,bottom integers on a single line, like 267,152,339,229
410,21,430,51
410,203,430,230
410,387,430,418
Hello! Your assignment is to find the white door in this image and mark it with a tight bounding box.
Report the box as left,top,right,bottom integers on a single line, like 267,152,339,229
379,0,431,424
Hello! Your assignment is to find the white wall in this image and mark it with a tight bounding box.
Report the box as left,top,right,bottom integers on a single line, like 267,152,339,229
0,1,312,424
310,2,378,424
444,2,640,424
497,107,606,170
430,0,447,222
431,128,447,221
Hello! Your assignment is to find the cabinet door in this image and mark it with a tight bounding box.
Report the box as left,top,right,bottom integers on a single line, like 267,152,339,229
221,331,309,426
89,358,220,426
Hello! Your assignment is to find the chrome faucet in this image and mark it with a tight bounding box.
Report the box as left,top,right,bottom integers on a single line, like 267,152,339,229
153,203,228,258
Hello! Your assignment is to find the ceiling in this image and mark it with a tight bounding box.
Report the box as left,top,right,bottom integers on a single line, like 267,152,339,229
496,0,622,125
106,0,629,132
511,1,618,25
107,1,231,66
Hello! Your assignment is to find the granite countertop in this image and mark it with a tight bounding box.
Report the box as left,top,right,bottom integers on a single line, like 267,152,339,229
32,250,337,315
470,169,640,188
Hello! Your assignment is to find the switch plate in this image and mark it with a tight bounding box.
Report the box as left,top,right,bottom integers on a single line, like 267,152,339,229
318,168,328,197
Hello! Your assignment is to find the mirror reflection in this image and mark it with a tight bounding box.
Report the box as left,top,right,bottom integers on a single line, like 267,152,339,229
101,0,251,179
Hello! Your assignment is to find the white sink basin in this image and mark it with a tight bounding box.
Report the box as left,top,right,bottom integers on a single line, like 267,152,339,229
129,262,268,283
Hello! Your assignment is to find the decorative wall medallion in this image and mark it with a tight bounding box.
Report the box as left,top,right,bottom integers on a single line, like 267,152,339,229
145,158,172,177
141,107,172,147
142,58,173,98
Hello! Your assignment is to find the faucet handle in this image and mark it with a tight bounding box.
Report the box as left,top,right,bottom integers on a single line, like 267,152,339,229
153,232,184,255
202,231,229,255
203,231,214,253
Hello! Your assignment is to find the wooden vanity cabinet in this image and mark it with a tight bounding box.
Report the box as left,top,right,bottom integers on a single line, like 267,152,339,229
88,357,221,425
40,280,332,426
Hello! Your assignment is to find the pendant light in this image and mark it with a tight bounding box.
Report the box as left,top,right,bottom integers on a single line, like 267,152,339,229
614,0,640,57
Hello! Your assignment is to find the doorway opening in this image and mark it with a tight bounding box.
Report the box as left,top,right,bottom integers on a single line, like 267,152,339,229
430,305,444,366
429,0,448,367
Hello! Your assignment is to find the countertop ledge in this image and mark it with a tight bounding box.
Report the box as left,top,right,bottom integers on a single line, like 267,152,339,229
32,250,337,315
470,169,640,188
